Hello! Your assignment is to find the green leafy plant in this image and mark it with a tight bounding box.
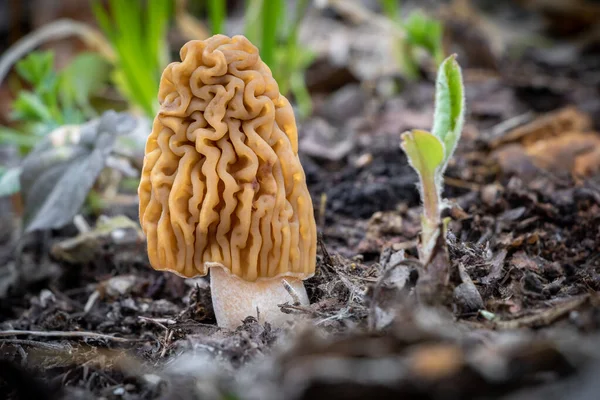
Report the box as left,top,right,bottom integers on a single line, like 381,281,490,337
379,1,444,79
1,50,110,154
93,0,171,117
400,54,464,263
13,111,137,232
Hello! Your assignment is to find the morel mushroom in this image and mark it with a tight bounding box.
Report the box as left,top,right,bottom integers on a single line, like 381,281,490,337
138,35,317,329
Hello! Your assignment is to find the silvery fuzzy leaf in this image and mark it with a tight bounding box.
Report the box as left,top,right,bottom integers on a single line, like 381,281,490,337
20,111,137,233
0,166,22,197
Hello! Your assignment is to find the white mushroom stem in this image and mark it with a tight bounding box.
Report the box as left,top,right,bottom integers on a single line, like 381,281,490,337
209,265,309,329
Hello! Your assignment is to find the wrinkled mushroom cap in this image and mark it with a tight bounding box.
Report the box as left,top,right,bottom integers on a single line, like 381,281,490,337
138,35,317,282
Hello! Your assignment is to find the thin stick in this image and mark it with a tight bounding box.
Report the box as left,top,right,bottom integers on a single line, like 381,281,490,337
0,338,71,351
487,111,535,146
282,279,302,305
493,295,589,330
0,330,142,343
138,316,176,330
160,330,174,358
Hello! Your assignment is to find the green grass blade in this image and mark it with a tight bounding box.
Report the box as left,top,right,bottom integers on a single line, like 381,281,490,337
260,0,282,68
208,0,226,34
147,0,170,69
245,0,264,44
92,0,166,116
92,1,114,39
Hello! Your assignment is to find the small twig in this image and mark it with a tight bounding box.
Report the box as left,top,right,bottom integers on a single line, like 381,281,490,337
487,111,535,146
73,215,91,234
337,272,365,300
0,339,71,352
316,307,354,325
83,290,100,314
318,234,334,267
444,177,481,191
279,304,325,317
138,316,176,331
281,279,302,305
160,330,174,358
0,330,142,343
493,295,590,330
318,193,327,230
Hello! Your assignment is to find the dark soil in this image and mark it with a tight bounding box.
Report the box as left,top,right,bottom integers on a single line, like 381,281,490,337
1,2,600,400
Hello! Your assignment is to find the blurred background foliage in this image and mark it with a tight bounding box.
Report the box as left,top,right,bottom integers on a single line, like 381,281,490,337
0,0,445,228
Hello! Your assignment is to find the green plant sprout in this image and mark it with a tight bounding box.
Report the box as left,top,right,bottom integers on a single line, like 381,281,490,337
400,54,464,263
93,0,171,117
379,0,444,80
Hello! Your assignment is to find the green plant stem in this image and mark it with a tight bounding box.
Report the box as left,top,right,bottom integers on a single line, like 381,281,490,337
208,0,226,34
421,175,440,226
419,174,441,263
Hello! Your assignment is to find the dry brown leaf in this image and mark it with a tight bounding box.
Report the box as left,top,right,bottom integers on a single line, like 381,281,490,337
491,106,592,148
511,251,540,272
492,107,600,179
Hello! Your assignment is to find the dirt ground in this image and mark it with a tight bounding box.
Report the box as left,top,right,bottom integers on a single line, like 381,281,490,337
1,1,600,399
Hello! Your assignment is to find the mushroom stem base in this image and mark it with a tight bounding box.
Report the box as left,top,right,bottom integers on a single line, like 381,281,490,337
210,266,309,329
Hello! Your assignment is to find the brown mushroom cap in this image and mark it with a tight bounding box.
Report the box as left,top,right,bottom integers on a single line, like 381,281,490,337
138,35,317,282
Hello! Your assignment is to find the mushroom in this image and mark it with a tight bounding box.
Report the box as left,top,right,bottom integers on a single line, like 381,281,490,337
138,35,317,329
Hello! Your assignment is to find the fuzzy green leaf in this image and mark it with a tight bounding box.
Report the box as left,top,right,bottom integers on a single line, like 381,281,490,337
401,129,444,225
431,54,464,170
400,129,444,178
20,111,137,232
